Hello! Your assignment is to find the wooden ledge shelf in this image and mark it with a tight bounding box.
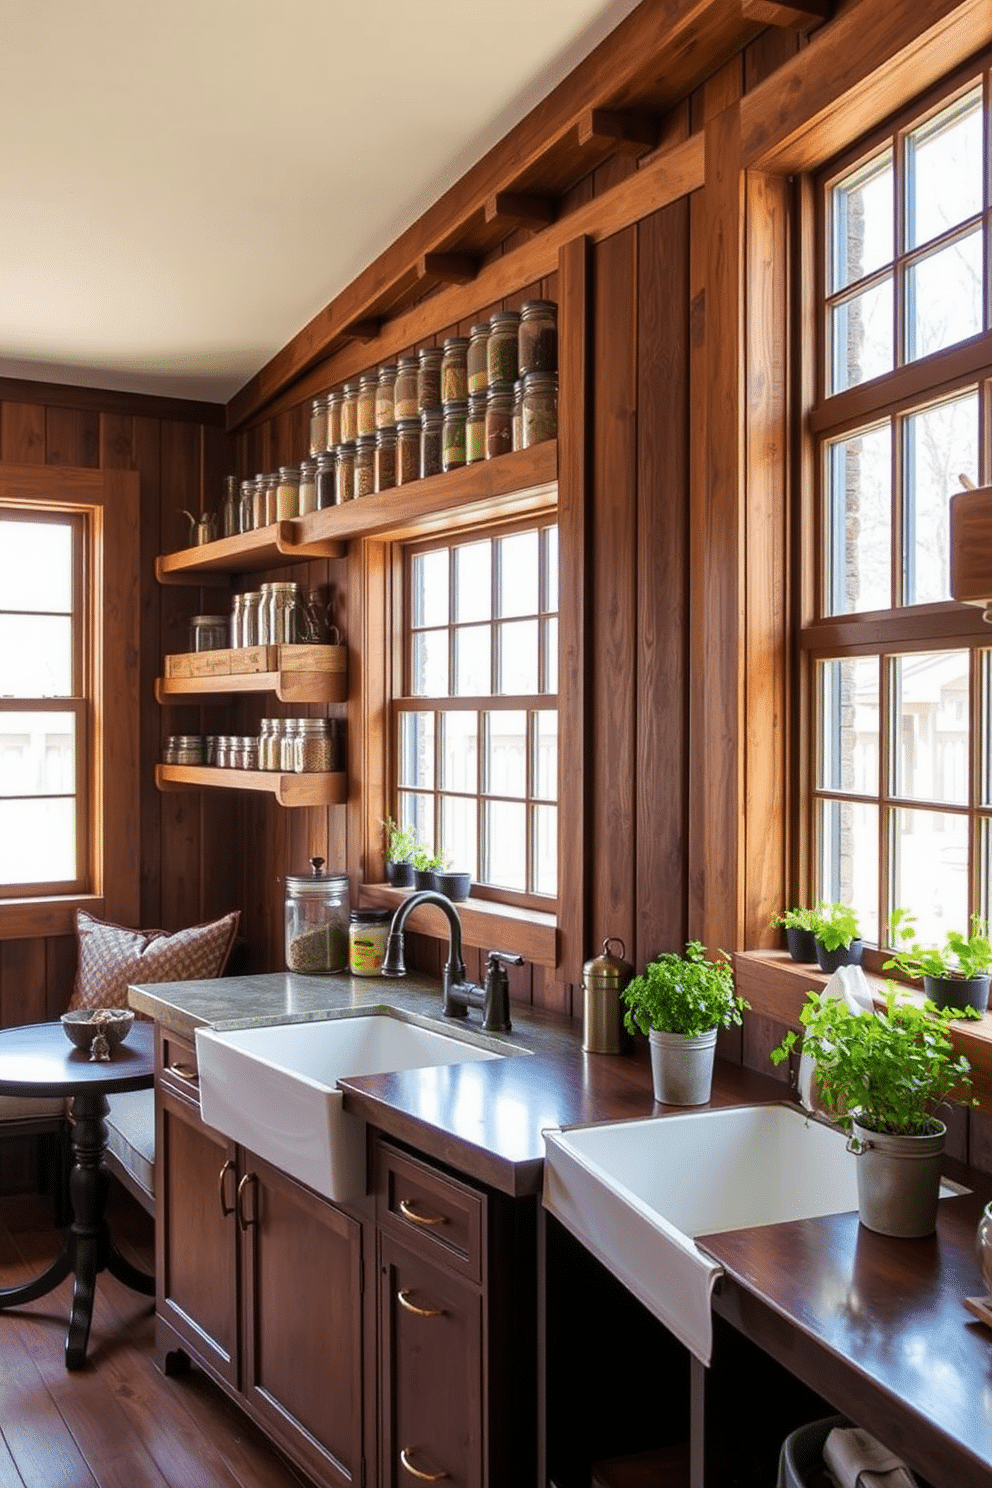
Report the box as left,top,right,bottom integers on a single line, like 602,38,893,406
155,763,346,807
155,521,346,584
156,669,345,705
157,643,347,704
359,882,558,970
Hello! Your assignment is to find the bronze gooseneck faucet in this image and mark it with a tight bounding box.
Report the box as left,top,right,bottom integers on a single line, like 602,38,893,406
381,890,522,1033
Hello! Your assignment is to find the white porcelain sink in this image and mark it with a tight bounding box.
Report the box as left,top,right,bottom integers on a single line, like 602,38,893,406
543,1103,861,1366
196,1014,502,1202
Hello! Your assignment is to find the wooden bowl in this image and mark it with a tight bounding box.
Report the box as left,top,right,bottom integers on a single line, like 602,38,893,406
61,1008,135,1053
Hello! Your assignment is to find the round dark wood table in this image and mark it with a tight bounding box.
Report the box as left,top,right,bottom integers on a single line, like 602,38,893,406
0,1018,155,1369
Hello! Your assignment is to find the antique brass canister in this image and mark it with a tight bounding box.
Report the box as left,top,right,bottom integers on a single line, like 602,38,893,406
582,937,633,1053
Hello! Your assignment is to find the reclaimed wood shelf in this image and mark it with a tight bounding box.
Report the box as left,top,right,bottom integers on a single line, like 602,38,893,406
156,643,347,705
155,520,346,584
155,764,346,807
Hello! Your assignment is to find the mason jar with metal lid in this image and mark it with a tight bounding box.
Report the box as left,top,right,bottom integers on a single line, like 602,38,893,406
354,435,375,499
229,594,244,649
326,389,343,450
266,581,304,645
418,346,443,413
375,427,396,492
294,717,335,773
298,457,318,514
376,365,397,430
241,591,262,648
396,418,420,485
190,614,228,653
276,465,300,521
441,336,469,404
518,299,558,375
394,356,419,421
336,443,355,504
467,323,489,394
284,857,349,974
582,937,633,1053
487,310,520,386
309,395,329,457
340,382,359,445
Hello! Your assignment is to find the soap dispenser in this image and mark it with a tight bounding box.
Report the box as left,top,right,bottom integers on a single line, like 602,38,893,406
581,938,633,1053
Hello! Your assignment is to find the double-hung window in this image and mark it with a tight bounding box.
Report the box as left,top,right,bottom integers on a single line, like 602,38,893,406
807,71,992,949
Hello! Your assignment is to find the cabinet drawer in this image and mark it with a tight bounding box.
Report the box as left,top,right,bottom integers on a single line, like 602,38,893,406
157,1027,202,1103
375,1141,484,1284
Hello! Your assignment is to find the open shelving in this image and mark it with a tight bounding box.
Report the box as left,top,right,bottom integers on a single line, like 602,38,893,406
155,764,346,807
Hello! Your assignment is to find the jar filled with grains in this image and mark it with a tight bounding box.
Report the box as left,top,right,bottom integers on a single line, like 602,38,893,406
309,395,329,457
294,717,336,773
267,582,304,644
353,435,375,498
441,337,469,404
356,372,378,437
487,310,520,386
442,400,468,472
326,389,343,450
284,859,349,975
467,323,489,394
375,365,396,429
336,443,355,504
485,385,514,460
417,347,443,413
421,408,443,479
276,466,300,520
258,718,280,771
375,427,396,492
512,380,524,451
396,418,421,485
518,300,558,375
263,473,279,526
521,371,558,447
298,457,318,514
340,382,359,445
466,391,487,464
394,356,419,421
251,475,266,530
316,451,337,509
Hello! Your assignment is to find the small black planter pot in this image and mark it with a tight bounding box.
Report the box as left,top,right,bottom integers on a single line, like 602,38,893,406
785,926,818,963
814,937,863,973
433,871,472,902
385,859,414,888
414,868,437,891
923,972,991,1015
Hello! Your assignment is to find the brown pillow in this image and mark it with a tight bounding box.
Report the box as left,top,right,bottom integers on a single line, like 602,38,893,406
69,909,240,1012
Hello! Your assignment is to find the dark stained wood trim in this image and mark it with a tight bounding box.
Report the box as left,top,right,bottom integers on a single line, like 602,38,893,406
0,375,225,426
741,0,832,25
485,193,557,228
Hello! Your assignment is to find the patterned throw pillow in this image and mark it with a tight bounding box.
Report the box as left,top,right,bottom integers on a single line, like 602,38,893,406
69,909,240,1011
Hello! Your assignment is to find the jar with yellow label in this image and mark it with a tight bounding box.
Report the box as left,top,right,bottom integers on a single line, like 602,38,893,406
349,907,392,976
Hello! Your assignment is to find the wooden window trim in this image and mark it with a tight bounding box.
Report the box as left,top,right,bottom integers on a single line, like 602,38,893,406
0,464,140,941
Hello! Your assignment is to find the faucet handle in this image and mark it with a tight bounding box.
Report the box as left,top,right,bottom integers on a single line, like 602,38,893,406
486,950,524,971
481,951,524,1034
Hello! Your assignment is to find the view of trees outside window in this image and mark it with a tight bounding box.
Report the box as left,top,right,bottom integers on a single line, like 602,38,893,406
814,78,991,945
396,524,558,900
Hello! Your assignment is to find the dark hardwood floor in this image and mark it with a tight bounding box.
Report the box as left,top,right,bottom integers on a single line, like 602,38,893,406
0,1186,311,1488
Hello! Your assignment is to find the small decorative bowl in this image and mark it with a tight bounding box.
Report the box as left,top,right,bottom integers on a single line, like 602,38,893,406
61,1008,135,1054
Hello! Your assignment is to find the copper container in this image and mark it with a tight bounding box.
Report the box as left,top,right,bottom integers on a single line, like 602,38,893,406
582,937,632,1053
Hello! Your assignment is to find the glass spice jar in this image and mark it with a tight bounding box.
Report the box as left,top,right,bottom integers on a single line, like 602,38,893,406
221,475,239,538
239,478,255,533
441,337,469,404
251,475,266,530
375,428,396,492
316,451,337,508
294,718,336,773
421,408,443,478
442,400,467,472
417,347,443,413
521,371,558,447
257,583,273,645
190,614,229,652
263,472,279,526
266,581,304,644
229,593,244,649
326,389,343,450
241,591,262,648
487,310,520,386
284,858,349,975
309,395,329,457
340,382,359,445
298,457,318,514
258,718,280,771
376,365,397,429
394,356,419,421
512,380,524,451
466,390,487,464
336,443,355,503
467,323,489,394
519,299,558,375
396,418,420,485
485,385,514,460
280,719,300,771
356,372,378,437
353,435,375,498
276,465,300,520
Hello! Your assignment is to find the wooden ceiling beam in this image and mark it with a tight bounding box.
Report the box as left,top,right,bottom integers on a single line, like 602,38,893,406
577,108,658,153
339,318,381,343
417,252,478,285
484,192,557,228
741,0,831,26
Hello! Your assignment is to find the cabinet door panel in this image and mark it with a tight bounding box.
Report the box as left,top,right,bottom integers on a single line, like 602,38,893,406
156,1086,239,1386
380,1232,482,1488
242,1154,364,1488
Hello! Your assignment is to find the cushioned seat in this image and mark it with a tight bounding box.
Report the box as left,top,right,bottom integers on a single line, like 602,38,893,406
104,1088,156,1213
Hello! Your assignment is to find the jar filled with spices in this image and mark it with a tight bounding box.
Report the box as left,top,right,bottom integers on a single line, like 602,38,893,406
396,418,420,485
420,408,443,479
251,475,266,530
518,300,558,375
326,389,343,450
239,478,255,533
512,380,524,451
375,427,396,492
258,719,280,771
336,443,355,504
485,385,514,460
521,371,558,447
235,735,259,771
276,465,300,520
417,346,443,413
309,396,329,457
394,356,419,421
466,391,487,464
263,472,279,526
298,457,318,514
172,735,204,766
294,717,336,773
340,382,359,445
316,451,337,509
487,310,520,387
353,435,375,499
349,907,392,977
467,322,489,394
266,582,304,645
356,371,378,438
442,400,468,472
221,475,239,539
441,337,469,404
284,859,349,975
375,365,396,429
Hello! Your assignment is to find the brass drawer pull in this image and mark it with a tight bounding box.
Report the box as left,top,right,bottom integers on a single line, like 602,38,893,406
218,1158,236,1217
398,1198,448,1228
397,1288,444,1318
169,1062,199,1083
400,1447,448,1481
237,1172,257,1231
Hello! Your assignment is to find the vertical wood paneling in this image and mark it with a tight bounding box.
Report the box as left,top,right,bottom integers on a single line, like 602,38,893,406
0,403,46,463
45,406,99,468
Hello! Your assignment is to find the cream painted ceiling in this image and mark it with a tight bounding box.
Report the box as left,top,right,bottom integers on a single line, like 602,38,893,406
0,0,643,406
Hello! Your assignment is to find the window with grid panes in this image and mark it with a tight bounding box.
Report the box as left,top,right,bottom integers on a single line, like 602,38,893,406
395,521,558,906
807,70,992,950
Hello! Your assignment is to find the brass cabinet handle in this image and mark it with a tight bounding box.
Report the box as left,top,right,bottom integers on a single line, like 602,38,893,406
398,1198,447,1228
169,1062,199,1084
399,1448,448,1481
236,1172,257,1231
397,1288,444,1318
218,1158,236,1217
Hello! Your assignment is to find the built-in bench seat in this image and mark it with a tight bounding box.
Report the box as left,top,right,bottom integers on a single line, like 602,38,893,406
104,1088,156,1215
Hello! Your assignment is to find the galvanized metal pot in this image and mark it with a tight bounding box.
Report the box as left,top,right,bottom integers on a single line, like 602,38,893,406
648,1027,717,1106
850,1119,946,1238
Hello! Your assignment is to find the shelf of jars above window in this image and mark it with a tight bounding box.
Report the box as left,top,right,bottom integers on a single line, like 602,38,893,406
951,483,992,621
155,443,558,584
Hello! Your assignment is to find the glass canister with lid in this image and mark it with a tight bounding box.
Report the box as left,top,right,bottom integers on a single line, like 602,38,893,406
284,858,349,974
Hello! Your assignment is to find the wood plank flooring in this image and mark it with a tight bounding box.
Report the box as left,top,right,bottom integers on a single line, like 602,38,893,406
0,1188,310,1488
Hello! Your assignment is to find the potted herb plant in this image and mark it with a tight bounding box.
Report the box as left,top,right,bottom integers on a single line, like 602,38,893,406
810,902,863,973
412,845,448,891
770,906,820,964
622,941,749,1106
884,910,992,1015
383,817,417,888
433,868,473,902
772,985,976,1237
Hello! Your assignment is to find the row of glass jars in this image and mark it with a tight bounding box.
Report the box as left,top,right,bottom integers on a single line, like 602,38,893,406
230,582,308,648
162,721,340,773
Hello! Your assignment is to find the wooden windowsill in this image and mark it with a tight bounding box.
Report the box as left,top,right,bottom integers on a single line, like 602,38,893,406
0,894,105,942
359,883,558,970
